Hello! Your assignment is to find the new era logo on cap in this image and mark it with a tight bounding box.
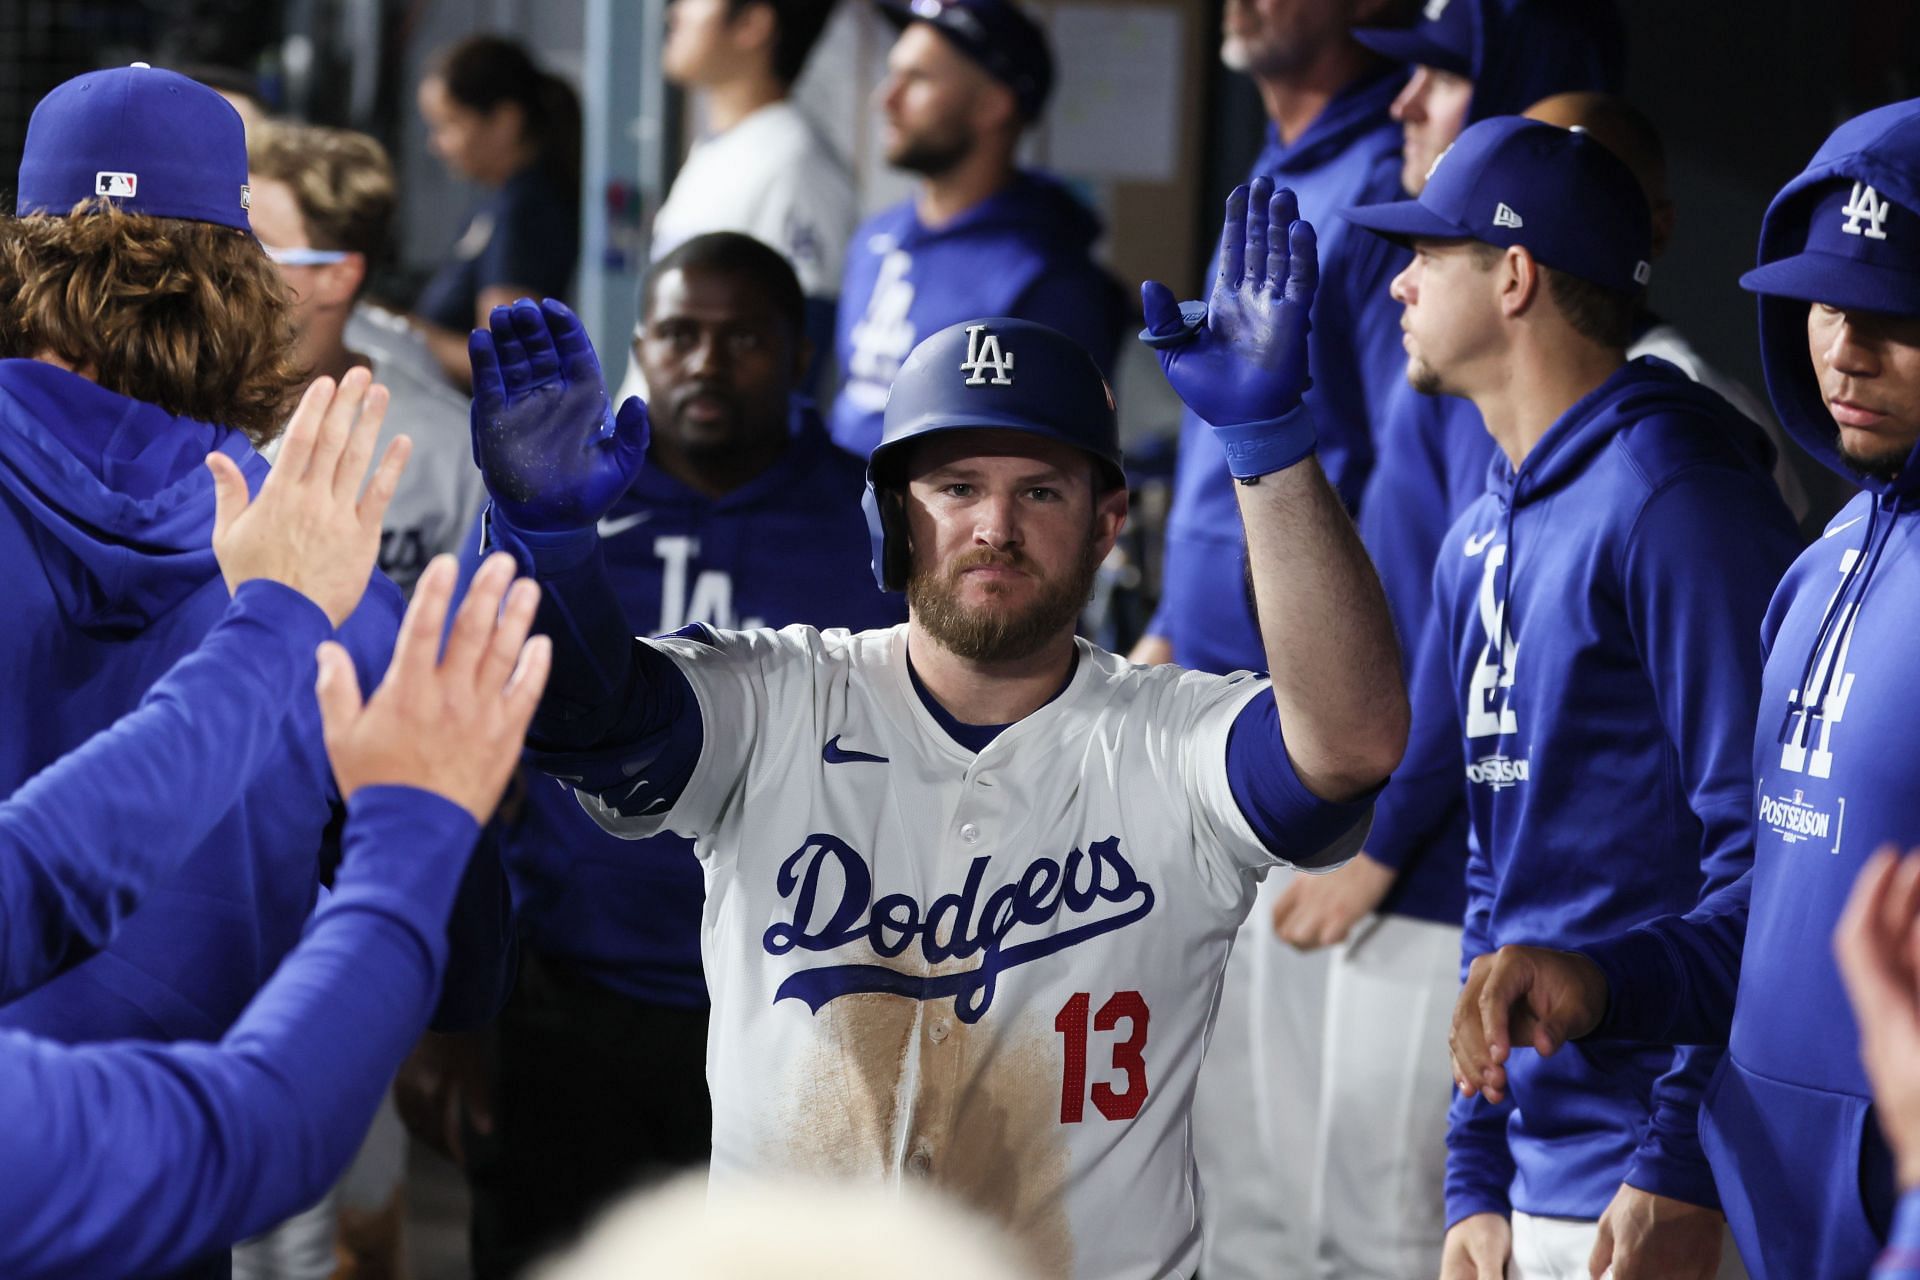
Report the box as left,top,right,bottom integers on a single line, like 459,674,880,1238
1842,182,1890,241
95,171,136,198
1493,203,1524,230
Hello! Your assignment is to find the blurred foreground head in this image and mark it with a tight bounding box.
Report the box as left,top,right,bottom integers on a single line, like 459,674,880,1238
535,1174,1038,1280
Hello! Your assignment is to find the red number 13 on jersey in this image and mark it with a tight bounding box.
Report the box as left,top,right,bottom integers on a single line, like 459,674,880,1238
1054,991,1151,1123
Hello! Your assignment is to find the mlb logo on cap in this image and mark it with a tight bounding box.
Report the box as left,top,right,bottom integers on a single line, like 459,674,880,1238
1340,116,1655,295
16,63,251,233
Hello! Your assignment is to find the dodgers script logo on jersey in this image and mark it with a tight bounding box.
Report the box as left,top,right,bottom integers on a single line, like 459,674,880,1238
762,833,1156,1024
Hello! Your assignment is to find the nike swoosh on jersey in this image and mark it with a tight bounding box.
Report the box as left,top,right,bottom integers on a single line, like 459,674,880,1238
822,735,888,765
1824,514,1866,539
1463,529,1499,557
596,511,652,539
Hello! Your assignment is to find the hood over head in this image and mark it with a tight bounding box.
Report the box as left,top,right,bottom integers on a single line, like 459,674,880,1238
0,359,264,628
1743,98,1920,496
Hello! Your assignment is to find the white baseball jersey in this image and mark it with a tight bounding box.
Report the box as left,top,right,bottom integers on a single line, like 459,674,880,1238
577,623,1368,1280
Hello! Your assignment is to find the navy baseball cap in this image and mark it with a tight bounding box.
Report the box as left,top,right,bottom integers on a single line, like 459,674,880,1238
1353,0,1474,78
1740,178,1920,317
16,63,251,232
1342,115,1652,293
876,0,1054,120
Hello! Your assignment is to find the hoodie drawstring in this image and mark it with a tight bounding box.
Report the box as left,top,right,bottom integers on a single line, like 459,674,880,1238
1493,486,1520,698
1778,494,1901,746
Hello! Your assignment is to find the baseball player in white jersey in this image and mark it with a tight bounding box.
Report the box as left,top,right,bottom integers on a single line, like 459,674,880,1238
466,178,1407,1278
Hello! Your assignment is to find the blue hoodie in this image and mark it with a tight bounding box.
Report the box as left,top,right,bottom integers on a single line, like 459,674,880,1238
829,171,1125,459
1154,67,1407,675
1582,100,1920,1279
1349,0,1624,925
1433,359,1800,1225
0,359,401,1048
466,407,903,1005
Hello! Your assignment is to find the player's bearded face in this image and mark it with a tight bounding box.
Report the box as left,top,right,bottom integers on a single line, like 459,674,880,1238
1808,303,1920,483
908,519,1103,663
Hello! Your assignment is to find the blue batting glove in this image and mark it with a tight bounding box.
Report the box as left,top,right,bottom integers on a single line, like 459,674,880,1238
469,297,649,534
1141,178,1319,479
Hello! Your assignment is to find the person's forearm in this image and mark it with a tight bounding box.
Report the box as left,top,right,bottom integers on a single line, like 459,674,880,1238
0,787,476,1278
0,581,331,999
1236,449,1408,800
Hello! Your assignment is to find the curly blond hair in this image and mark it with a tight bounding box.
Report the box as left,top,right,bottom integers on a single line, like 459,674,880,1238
0,201,302,446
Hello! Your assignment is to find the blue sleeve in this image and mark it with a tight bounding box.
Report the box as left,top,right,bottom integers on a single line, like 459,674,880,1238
1364,603,1464,874
0,581,331,1002
1445,824,1517,1224
1578,871,1751,1048
1012,266,1125,382
426,816,517,1032
1876,1190,1920,1278
1617,472,1800,1209
0,787,477,1277
1225,689,1378,866
483,507,704,816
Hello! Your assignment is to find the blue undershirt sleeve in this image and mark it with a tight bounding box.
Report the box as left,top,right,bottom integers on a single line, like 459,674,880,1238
0,786,477,1278
483,506,704,819
1225,689,1378,866
0,580,331,1002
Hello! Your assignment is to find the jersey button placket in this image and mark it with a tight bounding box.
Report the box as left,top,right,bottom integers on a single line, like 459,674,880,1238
959,821,980,844
907,1145,933,1177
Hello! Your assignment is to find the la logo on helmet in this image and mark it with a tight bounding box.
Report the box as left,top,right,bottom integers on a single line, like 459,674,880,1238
961,324,1015,387
1841,181,1890,241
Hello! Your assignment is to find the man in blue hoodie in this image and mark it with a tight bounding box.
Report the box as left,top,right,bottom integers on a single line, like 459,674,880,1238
1344,117,1802,1280
829,0,1125,459
0,65,418,1041
1200,7,1620,1275
1450,99,1920,1280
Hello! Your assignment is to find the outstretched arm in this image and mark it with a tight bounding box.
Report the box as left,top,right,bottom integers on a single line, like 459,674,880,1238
0,551,546,1278
1143,179,1407,801
0,371,407,999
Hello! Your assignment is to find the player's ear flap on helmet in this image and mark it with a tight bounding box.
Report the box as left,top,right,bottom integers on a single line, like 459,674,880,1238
880,486,914,592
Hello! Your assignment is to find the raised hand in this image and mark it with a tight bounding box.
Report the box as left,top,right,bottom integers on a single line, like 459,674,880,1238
469,298,649,533
316,553,550,824
207,367,410,626
1141,177,1317,436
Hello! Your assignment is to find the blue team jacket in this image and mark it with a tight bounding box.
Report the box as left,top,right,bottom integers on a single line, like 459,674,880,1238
468,407,903,1005
829,171,1124,460
0,360,402,1050
1434,359,1800,1224
1584,99,1920,1279
1356,385,1493,926
1155,67,1407,675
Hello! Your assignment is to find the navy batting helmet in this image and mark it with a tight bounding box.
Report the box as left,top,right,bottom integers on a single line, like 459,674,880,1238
862,317,1124,591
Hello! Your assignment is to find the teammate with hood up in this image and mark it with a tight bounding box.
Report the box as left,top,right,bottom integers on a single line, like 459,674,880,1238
1345,117,1801,1280
829,0,1124,459
1451,98,1920,1280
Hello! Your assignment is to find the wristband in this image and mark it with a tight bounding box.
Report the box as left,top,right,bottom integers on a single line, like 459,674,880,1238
1215,402,1317,481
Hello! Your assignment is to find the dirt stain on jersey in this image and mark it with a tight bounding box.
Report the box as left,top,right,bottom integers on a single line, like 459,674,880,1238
772,987,1072,1275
